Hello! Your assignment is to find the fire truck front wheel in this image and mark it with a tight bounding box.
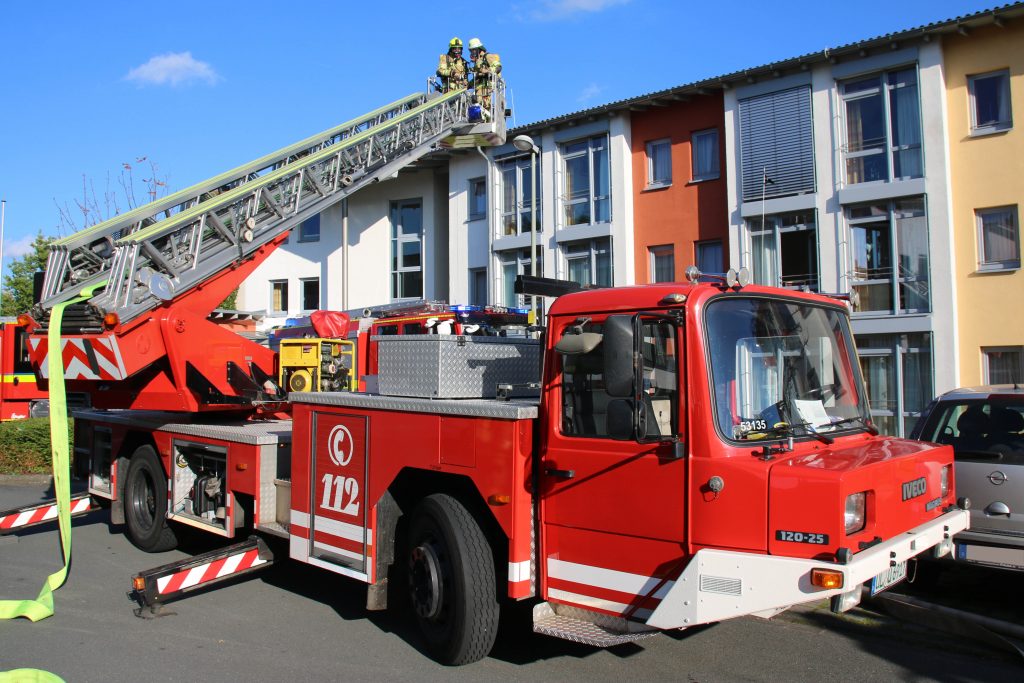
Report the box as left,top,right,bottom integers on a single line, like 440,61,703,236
124,445,178,553
406,494,499,665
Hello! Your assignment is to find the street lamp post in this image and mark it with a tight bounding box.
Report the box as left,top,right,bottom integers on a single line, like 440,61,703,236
511,134,539,324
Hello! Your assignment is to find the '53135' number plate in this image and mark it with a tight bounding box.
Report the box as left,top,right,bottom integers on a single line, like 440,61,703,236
775,530,829,545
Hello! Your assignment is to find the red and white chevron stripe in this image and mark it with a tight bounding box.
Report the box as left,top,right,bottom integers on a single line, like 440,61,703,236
155,548,268,595
28,335,127,381
0,495,92,531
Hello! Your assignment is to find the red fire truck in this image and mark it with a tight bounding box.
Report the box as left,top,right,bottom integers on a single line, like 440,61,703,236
0,318,49,420
6,85,969,665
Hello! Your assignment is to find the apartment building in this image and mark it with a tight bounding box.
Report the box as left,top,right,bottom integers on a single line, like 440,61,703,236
236,4,1023,429
943,15,1024,385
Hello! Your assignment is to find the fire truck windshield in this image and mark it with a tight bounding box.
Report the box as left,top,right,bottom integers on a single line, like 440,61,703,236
705,297,869,442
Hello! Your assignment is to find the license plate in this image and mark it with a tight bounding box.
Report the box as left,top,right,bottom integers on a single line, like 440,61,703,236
870,561,908,596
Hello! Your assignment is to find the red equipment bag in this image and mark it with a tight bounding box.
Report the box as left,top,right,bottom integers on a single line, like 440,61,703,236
309,310,351,339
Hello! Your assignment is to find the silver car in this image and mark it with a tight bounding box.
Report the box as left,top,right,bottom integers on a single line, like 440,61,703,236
911,385,1024,572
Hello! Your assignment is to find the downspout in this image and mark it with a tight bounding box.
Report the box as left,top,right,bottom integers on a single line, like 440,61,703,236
476,145,494,303
341,197,349,310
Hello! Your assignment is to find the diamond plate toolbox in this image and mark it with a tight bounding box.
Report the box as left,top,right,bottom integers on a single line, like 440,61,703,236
374,335,540,399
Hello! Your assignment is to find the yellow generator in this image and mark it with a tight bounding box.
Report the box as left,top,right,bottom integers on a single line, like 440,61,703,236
279,338,356,393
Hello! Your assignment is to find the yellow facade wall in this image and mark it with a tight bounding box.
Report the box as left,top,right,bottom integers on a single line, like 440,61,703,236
943,25,1024,385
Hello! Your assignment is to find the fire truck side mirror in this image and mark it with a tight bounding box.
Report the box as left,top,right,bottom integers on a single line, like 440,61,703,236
603,315,635,398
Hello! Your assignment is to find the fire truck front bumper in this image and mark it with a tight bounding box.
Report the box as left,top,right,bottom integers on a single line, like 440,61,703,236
646,508,969,629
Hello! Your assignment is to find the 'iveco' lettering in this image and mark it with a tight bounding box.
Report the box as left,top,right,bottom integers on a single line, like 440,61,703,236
902,477,927,501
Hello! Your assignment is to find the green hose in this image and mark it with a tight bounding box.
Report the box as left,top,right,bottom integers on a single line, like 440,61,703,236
0,283,107,682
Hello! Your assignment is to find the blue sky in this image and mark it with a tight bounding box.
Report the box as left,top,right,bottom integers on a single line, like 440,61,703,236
0,0,992,260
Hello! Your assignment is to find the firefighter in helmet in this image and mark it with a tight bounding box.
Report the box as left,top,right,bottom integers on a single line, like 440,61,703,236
436,37,469,93
468,37,501,115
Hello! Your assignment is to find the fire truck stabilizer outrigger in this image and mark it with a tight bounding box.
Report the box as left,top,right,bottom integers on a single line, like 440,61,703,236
7,80,969,665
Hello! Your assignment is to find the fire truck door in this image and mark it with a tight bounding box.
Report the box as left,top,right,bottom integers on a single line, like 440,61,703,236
539,316,686,618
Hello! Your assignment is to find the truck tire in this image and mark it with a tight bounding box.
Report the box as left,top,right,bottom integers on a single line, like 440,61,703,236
406,494,499,665
124,445,178,552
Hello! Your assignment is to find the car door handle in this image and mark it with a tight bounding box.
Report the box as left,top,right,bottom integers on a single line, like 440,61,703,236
545,468,575,479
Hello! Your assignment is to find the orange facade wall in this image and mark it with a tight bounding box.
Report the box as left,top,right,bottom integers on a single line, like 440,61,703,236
631,92,728,282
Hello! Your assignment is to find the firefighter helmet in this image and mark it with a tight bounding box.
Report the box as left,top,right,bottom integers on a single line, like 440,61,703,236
449,37,463,50
468,37,483,51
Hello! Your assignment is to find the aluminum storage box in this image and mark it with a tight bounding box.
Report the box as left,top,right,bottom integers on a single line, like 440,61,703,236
374,335,540,399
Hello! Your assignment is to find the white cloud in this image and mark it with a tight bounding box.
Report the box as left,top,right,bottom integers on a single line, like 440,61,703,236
125,52,220,87
4,234,38,260
529,0,631,21
577,83,605,103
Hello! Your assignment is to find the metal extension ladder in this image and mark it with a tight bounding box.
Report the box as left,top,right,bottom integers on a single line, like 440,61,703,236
39,86,500,326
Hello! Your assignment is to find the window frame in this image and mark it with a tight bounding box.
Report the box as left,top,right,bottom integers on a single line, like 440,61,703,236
690,128,720,182
975,205,1020,272
645,138,672,189
968,69,1013,136
840,67,923,185
648,244,674,283
695,239,724,275
847,198,930,316
856,332,933,437
499,154,541,237
469,267,487,306
982,346,1024,385
390,198,425,301
747,210,819,291
561,134,611,227
468,177,487,221
300,277,320,313
564,237,613,288
269,279,289,315
499,248,542,308
298,214,321,243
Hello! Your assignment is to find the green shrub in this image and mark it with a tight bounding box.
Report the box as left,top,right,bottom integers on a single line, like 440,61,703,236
0,418,73,475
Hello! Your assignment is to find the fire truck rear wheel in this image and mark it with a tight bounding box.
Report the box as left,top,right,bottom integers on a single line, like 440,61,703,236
124,445,178,553
406,494,499,665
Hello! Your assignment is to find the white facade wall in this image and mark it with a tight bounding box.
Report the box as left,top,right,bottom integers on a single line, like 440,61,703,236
448,112,635,310
237,168,448,330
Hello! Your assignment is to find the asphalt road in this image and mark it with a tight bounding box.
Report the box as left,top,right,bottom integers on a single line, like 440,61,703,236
1,481,1020,682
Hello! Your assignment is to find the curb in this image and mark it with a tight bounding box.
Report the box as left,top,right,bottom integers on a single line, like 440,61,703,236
0,474,54,486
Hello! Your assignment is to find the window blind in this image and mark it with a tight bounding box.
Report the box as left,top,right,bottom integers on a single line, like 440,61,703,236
739,86,815,201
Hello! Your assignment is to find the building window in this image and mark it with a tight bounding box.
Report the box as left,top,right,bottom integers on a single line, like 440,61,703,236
500,249,542,308
696,240,723,274
565,238,612,288
848,198,929,315
562,135,610,226
976,206,1020,271
300,278,319,312
841,67,922,185
646,139,671,188
500,155,540,236
748,211,818,291
739,86,815,201
469,177,486,221
984,346,1024,385
298,214,320,242
391,199,423,300
469,268,487,306
969,70,1012,134
691,129,720,182
857,332,932,437
270,280,288,314
649,245,674,283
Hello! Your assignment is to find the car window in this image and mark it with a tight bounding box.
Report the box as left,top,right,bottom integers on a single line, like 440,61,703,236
922,400,1024,465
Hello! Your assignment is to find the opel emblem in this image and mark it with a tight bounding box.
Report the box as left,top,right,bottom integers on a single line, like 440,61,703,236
988,471,1008,486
